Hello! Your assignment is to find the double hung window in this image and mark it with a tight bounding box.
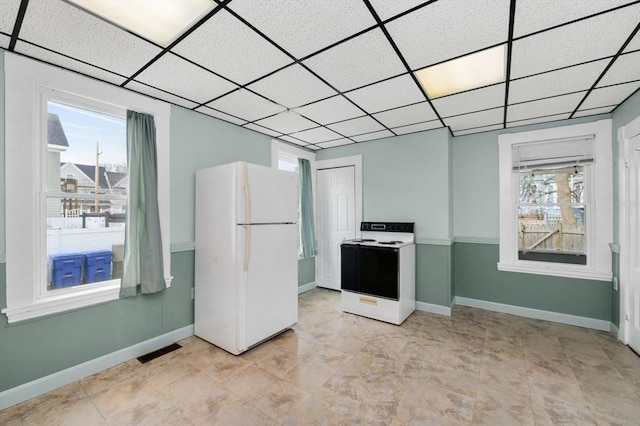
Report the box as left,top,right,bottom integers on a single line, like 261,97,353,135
498,120,612,281
2,54,171,323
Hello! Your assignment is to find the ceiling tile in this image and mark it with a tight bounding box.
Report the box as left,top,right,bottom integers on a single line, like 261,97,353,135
303,28,406,92
305,145,321,150
507,113,570,128
289,127,343,144
351,130,394,142
507,92,585,122
444,107,504,131
386,0,510,70
392,120,442,135
510,4,640,79
294,96,364,124
19,0,162,76
368,0,428,21
0,34,9,49
580,81,640,110
573,106,616,118
254,111,317,134
0,0,20,34
372,102,438,128
597,51,640,87
345,74,425,114
433,84,505,118
247,64,336,108
228,0,376,59
125,81,199,109
514,0,635,38
316,139,354,149
454,124,504,136
194,106,247,125
278,135,308,146
173,9,292,85
207,89,285,122
134,53,237,104
15,41,128,85
509,59,608,104
624,31,640,53
326,116,385,137
243,123,282,137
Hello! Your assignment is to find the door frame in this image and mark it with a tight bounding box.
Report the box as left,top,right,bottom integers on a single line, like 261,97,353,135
315,155,364,280
617,115,640,343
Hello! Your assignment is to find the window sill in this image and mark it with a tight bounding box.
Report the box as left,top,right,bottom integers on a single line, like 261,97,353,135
1,281,120,324
497,262,612,282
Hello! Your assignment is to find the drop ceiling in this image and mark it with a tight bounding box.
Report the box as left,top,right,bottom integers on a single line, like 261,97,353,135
1,0,639,150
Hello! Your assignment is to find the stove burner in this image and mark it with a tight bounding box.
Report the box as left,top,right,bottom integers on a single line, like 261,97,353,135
379,240,404,245
350,238,376,243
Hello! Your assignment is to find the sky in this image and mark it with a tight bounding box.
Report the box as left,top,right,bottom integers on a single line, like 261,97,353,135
49,102,127,168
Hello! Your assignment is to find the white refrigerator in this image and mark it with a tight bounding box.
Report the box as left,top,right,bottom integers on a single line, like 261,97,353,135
194,161,298,355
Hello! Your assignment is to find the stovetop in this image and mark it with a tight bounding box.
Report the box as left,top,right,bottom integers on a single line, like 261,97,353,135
342,222,415,248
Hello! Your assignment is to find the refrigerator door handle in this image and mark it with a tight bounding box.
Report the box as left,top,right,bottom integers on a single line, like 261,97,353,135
242,162,252,224
243,224,251,271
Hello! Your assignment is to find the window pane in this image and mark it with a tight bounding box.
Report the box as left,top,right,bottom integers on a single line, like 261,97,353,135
278,159,299,174
517,167,586,265
519,166,584,204
45,102,127,290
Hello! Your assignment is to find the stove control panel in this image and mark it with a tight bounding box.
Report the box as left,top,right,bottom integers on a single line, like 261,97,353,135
360,222,414,233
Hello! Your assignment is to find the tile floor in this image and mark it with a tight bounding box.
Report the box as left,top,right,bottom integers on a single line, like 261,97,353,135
1,288,639,425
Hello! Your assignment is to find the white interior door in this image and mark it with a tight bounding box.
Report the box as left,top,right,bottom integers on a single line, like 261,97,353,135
316,166,356,290
627,133,640,353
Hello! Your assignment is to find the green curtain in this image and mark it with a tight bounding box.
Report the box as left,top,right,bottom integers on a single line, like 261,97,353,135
120,110,165,297
298,158,317,258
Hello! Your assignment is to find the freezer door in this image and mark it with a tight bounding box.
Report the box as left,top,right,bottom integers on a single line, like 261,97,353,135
236,223,298,350
236,162,298,224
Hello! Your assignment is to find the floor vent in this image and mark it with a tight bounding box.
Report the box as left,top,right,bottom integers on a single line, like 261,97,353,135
137,343,182,364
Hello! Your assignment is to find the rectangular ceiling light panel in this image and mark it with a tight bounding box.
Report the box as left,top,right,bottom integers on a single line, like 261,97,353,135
415,45,506,99
68,0,215,46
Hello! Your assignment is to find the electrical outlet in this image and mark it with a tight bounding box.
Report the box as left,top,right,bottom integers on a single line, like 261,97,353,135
613,277,618,291
191,288,195,300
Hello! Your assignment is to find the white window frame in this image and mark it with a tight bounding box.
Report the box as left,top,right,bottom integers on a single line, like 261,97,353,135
2,53,171,323
271,139,316,259
497,119,612,281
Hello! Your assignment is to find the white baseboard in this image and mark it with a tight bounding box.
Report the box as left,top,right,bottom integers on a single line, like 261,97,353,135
416,301,451,316
298,281,317,294
610,322,620,339
0,325,194,410
454,296,611,331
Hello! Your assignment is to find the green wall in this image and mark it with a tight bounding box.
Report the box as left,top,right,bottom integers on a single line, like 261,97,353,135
453,243,612,320
316,128,453,241
316,129,454,307
0,252,194,391
298,257,315,286
451,107,640,324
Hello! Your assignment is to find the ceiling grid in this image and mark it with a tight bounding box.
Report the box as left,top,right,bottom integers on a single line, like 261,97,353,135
0,0,637,149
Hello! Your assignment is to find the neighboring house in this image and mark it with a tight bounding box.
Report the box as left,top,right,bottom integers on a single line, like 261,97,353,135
60,163,127,213
47,113,69,218
60,163,126,195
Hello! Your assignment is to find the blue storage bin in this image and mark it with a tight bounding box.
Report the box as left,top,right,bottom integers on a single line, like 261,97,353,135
84,250,112,283
50,253,83,288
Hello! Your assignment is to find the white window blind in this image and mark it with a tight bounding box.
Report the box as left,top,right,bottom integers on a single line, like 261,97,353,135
512,135,595,171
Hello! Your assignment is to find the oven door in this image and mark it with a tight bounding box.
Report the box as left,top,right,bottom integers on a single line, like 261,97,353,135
340,244,399,300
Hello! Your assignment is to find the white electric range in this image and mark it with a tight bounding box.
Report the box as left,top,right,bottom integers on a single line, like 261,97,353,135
340,222,416,325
